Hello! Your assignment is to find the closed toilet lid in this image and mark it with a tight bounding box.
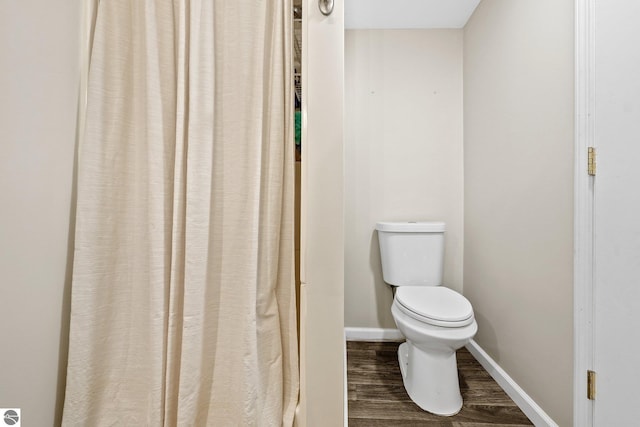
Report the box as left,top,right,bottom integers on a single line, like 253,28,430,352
395,286,474,325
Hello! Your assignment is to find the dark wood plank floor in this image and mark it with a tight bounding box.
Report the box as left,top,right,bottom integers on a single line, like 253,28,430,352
347,341,533,426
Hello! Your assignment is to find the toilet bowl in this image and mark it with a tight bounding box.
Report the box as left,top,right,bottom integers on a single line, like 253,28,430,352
376,221,477,416
392,286,477,415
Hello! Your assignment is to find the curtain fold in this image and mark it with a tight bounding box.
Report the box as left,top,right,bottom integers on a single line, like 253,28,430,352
62,1,297,425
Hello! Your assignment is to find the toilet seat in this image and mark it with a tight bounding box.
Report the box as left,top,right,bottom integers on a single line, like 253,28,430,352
395,287,474,328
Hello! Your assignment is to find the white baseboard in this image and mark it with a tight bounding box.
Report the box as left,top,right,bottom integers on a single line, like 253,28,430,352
344,327,404,341
466,340,558,427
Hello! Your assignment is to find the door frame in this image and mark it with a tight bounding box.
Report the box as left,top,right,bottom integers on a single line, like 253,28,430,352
574,0,595,425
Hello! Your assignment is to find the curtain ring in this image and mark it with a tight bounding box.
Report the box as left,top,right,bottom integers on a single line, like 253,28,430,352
319,0,334,16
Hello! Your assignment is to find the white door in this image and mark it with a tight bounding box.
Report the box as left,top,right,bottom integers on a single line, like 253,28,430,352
593,1,640,424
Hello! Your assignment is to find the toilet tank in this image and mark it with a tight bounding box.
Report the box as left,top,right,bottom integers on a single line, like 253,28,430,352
376,221,445,286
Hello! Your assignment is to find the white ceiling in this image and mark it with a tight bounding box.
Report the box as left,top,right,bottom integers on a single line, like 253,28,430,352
345,0,482,29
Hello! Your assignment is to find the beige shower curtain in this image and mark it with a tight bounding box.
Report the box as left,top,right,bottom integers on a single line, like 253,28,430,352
62,1,297,425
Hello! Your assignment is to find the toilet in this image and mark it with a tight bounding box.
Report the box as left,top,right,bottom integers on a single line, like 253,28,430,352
376,221,477,416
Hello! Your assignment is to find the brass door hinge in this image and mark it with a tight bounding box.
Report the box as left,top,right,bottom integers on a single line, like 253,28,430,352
588,147,596,176
587,370,596,400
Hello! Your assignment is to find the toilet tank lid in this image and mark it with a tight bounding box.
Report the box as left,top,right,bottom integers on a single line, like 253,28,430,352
376,221,445,232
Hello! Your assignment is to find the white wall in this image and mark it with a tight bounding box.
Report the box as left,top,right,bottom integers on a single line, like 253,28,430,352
296,0,345,424
0,1,80,425
463,1,574,425
344,29,464,329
